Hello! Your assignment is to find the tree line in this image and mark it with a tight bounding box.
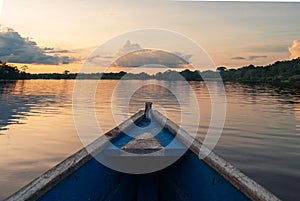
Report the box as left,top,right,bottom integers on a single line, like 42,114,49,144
1,58,300,88
217,58,300,88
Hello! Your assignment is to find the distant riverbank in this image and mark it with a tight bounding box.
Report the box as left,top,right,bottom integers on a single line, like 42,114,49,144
1,58,299,88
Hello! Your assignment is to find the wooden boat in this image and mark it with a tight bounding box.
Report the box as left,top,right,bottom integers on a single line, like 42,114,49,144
5,102,280,201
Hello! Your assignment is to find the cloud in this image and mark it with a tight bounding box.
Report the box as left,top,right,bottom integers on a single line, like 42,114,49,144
112,49,189,68
248,55,267,60
44,47,54,51
289,40,300,59
231,55,267,61
114,41,190,68
139,64,171,68
173,51,192,62
85,54,116,67
116,40,142,57
0,28,76,64
231,56,246,60
44,48,70,54
85,40,191,69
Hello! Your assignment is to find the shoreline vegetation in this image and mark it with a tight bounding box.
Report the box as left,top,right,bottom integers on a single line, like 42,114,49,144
0,58,299,88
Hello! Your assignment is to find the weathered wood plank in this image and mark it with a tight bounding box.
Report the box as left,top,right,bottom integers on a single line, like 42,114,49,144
122,132,163,154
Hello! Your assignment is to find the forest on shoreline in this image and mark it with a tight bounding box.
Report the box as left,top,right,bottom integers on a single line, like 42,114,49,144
0,58,299,88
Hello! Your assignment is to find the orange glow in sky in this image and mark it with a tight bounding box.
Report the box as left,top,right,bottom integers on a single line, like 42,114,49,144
1,1,300,73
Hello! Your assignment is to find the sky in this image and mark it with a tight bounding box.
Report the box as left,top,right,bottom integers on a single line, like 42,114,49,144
0,0,300,73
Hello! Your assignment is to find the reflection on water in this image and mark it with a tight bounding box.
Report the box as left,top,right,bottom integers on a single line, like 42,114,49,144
294,98,300,133
0,80,82,199
0,81,28,131
0,80,300,200
0,80,69,132
216,83,300,201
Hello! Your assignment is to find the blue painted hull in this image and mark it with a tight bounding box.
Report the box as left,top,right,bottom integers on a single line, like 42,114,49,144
39,151,250,201
6,106,279,201
39,118,249,201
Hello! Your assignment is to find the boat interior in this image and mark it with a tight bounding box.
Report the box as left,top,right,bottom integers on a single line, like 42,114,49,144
39,116,249,201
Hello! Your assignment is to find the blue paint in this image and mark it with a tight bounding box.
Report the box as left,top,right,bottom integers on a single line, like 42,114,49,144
159,151,250,201
39,117,250,201
137,174,159,201
110,132,133,148
107,118,187,157
155,128,175,147
39,158,136,201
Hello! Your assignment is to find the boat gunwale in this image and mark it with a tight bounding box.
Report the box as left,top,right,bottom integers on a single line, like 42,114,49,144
151,109,281,201
5,105,281,201
4,110,145,201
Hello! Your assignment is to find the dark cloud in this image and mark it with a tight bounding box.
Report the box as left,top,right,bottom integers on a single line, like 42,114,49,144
85,54,115,66
0,28,76,64
138,64,172,68
231,56,246,60
248,55,267,60
112,49,189,68
44,47,54,51
44,49,70,54
113,41,190,68
231,55,267,61
85,40,191,69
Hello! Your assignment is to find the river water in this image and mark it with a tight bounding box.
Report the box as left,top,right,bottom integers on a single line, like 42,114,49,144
0,80,299,200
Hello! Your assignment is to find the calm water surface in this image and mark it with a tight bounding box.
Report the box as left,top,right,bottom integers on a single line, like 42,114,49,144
0,80,299,200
